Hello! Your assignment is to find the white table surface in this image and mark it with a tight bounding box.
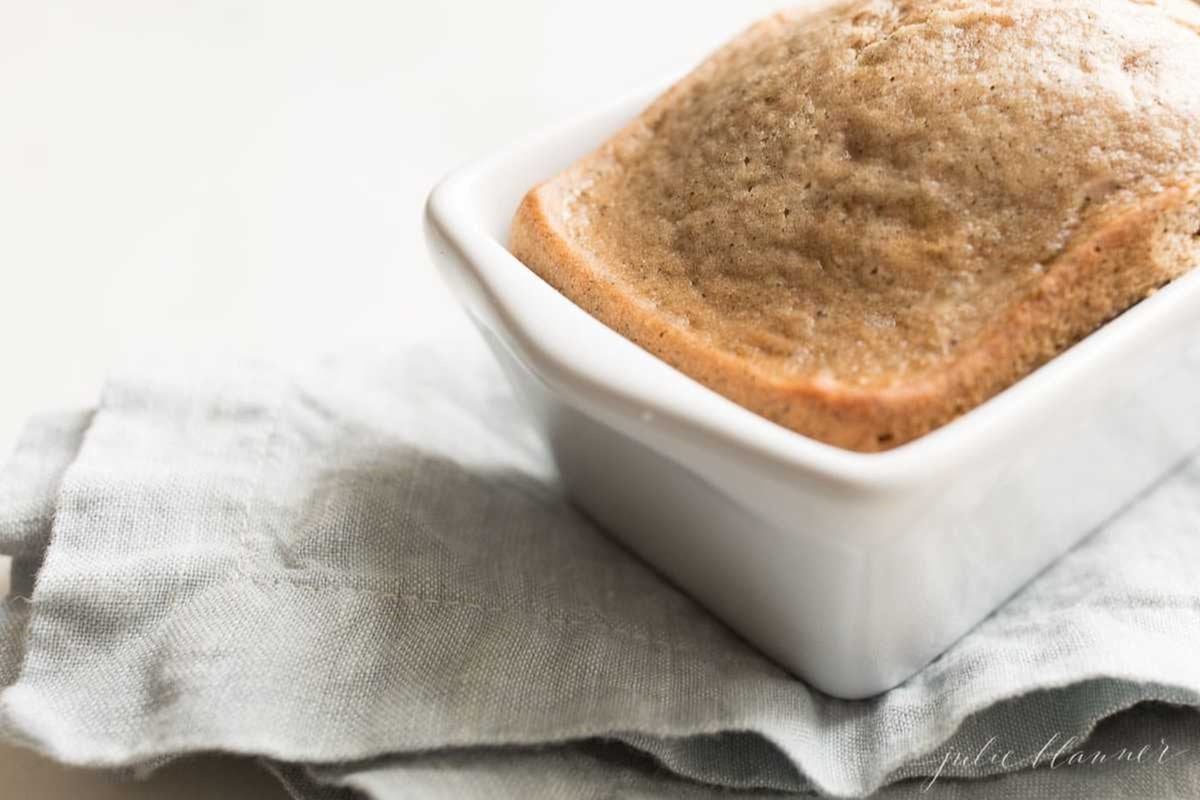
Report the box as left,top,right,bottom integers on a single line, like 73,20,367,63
0,0,788,795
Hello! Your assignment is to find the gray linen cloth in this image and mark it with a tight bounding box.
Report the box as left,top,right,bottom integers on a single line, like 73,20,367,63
1,333,1198,799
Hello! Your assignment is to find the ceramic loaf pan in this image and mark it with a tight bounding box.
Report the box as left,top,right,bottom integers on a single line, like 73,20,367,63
425,80,1200,699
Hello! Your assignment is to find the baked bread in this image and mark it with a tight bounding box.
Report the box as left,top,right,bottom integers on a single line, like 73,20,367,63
510,0,1200,452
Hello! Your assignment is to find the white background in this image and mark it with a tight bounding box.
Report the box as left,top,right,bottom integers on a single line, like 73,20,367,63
0,0,788,795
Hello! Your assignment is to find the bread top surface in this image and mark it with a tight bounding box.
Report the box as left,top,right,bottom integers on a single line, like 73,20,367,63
538,0,1200,393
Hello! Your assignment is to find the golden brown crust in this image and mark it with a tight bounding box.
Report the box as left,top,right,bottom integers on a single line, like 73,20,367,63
510,0,1200,452
513,179,1200,451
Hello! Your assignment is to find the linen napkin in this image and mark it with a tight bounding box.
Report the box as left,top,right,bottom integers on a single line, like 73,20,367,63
1,333,1198,799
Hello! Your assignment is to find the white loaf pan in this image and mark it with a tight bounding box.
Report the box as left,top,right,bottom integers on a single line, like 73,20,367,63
424,79,1200,699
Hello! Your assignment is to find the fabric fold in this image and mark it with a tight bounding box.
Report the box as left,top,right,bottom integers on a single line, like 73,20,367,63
1,409,93,690
0,341,1197,798
281,703,1200,800
0,409,93,562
